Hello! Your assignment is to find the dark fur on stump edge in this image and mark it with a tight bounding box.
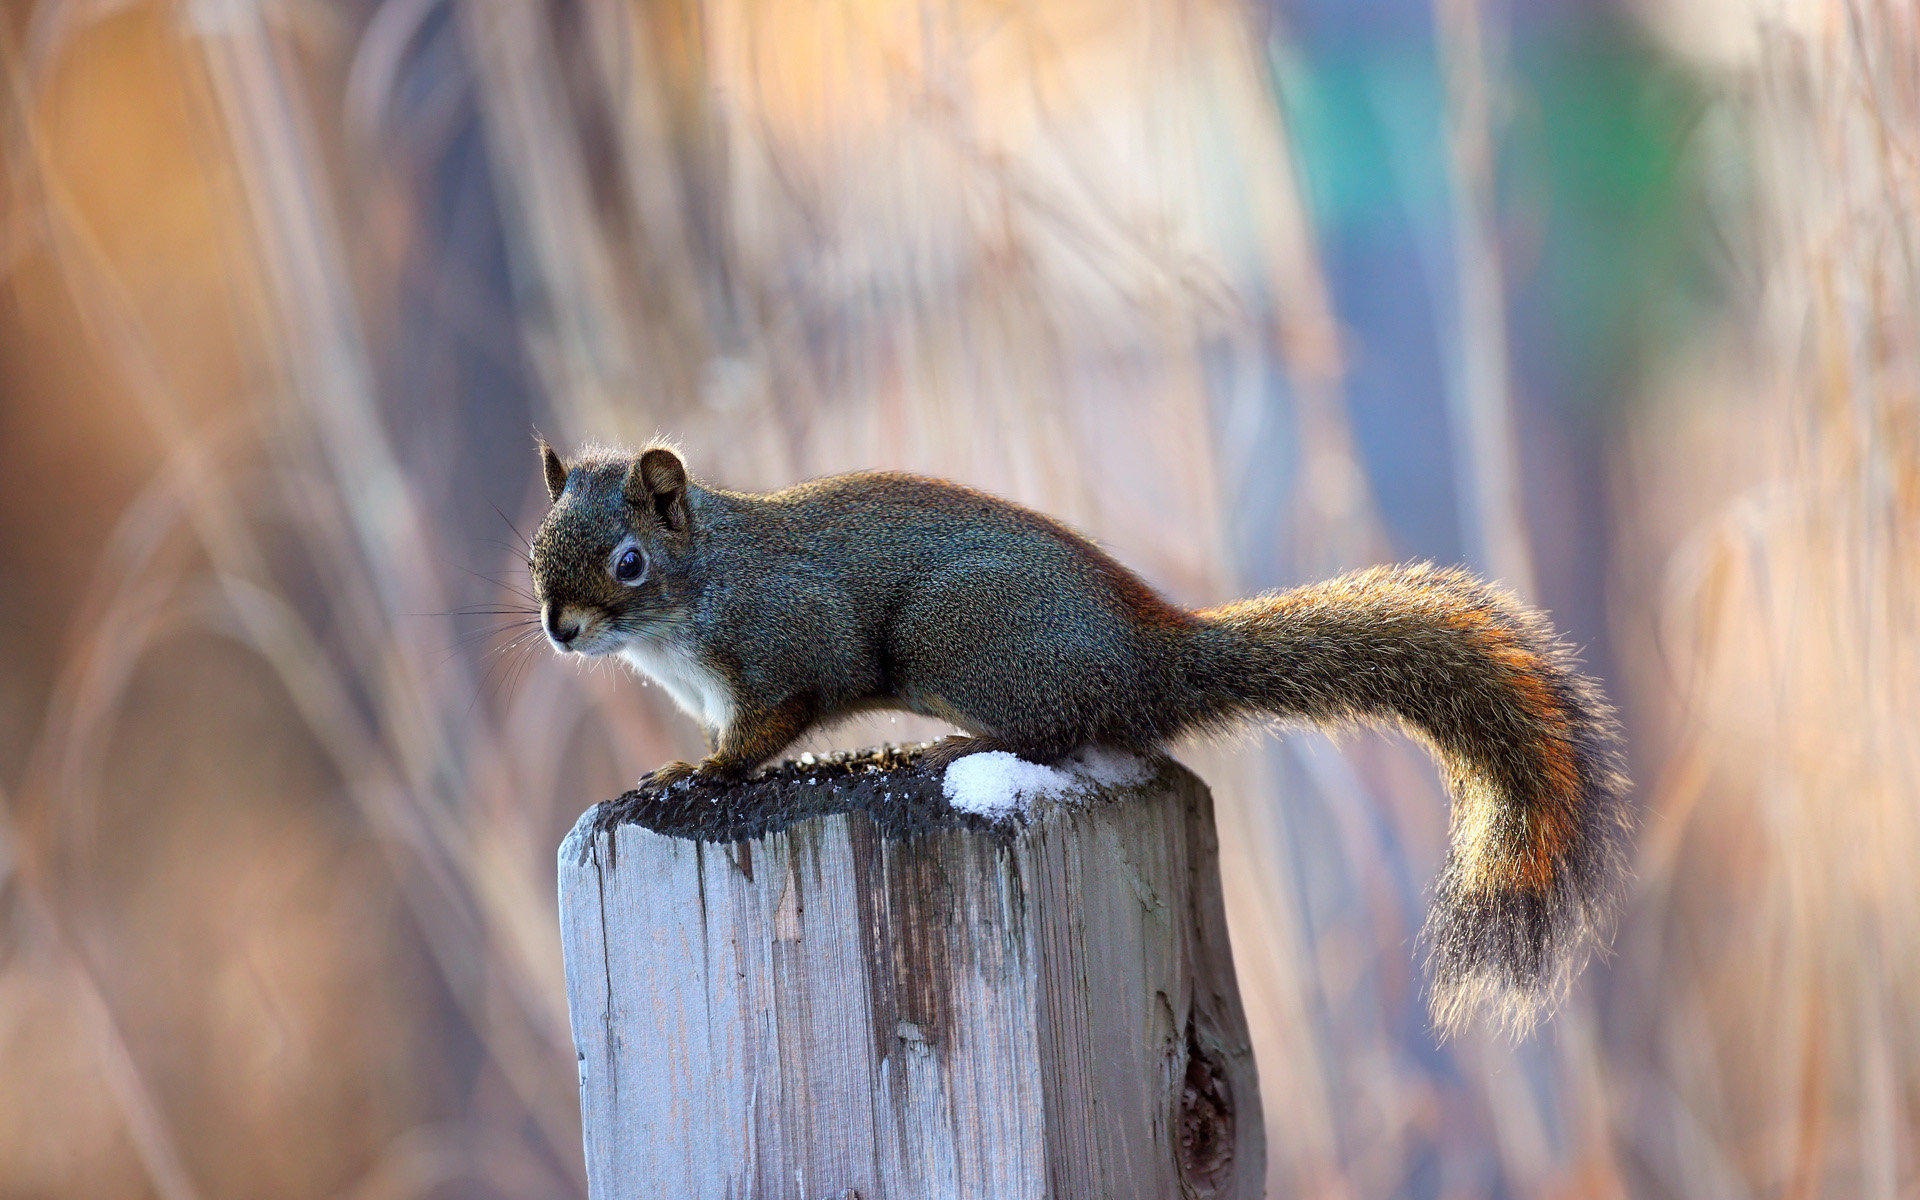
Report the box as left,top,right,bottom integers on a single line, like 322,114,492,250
557,745,1265,1200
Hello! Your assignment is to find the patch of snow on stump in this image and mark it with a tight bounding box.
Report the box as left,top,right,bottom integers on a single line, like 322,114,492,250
941,748,1153,818
1070,747,1152,788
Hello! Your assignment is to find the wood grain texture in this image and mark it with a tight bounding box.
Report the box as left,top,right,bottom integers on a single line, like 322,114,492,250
557,756,1263,1200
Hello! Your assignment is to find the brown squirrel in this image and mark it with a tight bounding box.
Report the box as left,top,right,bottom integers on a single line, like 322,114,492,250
529,441,1629,1035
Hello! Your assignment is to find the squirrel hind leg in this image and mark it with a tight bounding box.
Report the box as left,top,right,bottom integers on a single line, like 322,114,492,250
918,734,1017,769
920,732,1108,772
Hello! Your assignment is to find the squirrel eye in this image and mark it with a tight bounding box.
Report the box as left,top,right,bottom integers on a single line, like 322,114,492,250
612,547,645,584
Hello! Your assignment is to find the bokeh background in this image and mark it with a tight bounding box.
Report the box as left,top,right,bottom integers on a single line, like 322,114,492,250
3,0,1916,1196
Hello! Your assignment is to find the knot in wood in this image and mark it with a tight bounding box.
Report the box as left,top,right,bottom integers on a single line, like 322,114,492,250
1178,1022,1236,1194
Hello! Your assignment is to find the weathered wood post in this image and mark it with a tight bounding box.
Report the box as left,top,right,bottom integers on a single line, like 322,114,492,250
557,747,1264,1200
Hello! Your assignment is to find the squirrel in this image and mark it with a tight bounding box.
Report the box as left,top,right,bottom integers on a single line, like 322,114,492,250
528,440,1629,1035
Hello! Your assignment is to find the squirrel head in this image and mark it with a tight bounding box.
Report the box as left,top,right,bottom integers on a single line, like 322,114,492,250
528,441,695,656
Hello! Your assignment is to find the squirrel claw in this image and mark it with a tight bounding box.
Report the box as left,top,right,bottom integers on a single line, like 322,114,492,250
637,759,700,794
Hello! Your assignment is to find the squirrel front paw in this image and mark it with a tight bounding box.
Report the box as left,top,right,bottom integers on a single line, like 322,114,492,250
635,755,755,798
637,759,701,794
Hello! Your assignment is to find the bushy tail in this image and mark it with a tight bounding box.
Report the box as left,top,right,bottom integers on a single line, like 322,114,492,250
1182,563,1630,1035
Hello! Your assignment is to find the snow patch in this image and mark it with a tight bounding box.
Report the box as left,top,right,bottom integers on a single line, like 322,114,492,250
1070,746,1153,789
940,748,1153,818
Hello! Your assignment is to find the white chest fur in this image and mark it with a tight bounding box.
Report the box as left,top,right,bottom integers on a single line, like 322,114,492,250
618,635,736,735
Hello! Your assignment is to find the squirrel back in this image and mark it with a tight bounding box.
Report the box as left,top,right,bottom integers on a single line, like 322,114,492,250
530,443,1629,1035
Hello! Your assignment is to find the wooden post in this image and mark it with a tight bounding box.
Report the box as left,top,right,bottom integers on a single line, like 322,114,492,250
557,748,1264,1200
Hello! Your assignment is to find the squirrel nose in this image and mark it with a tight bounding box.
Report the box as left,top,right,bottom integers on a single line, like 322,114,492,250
544,607,581,647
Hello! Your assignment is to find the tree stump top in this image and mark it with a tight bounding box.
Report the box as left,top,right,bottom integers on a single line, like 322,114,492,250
568,743,1182,851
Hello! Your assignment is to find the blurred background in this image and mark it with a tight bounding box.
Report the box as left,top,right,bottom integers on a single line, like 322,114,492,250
2,0,1916,1196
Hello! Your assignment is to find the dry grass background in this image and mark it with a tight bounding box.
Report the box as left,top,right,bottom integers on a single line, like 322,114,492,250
0,0,1915,1197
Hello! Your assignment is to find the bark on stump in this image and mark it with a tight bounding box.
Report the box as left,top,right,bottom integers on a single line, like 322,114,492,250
557,747,1264,1200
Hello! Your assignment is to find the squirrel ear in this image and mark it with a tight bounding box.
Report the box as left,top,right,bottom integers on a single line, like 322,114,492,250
539,441,569,503
628,448,690,532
